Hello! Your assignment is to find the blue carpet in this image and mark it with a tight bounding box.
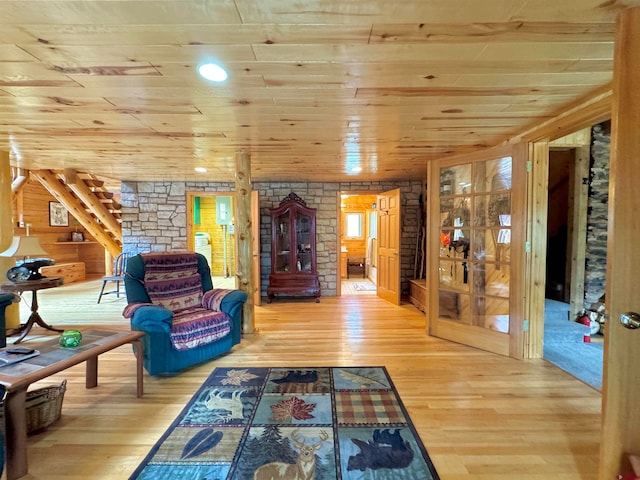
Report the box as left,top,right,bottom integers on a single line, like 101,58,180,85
544,299,603,390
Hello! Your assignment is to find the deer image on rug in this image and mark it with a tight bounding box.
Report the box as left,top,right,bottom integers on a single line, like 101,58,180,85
253,429,329,480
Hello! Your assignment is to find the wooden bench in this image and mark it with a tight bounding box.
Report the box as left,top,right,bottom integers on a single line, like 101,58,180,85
409,278,427,313
40,262,86,284
347,257,366,278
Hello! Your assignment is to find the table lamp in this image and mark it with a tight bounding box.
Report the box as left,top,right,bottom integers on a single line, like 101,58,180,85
0,236,54,282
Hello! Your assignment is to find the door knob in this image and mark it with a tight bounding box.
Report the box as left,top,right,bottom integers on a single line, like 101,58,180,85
620,312,640,329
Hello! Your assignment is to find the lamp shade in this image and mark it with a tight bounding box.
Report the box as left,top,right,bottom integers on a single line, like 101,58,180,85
0,236,48,258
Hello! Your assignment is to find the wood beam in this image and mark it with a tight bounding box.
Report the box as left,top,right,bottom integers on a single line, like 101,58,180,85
251,190,261,307
235,151,255,334
550,128,592,148
524,142,550,359
567,143,590,320
509,84,612,144
236,152,256,334
509,141,529,360
1,152,14,253
11,169,29,225
63,168,122,243
11,170,29,199
31,169,121,258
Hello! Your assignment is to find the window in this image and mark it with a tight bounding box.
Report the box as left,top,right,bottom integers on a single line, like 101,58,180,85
345,213,363,238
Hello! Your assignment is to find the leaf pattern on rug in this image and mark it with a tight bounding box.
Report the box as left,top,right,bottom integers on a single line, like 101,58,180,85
270,396,316,421
338,369,386,388
181,428,223,459
221,369,259,386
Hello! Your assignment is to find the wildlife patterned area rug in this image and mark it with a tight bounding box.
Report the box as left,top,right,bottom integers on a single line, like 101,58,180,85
129,366,440,480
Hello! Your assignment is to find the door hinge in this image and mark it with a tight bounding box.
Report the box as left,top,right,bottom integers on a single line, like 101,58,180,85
523,319,529,331
526,161,532,172
525,241,531,253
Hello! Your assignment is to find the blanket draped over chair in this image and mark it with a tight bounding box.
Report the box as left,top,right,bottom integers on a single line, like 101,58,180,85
123,251,248,375
124,253,231,351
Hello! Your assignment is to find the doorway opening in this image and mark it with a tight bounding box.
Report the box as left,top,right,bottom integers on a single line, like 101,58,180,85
339,193,377,296
545,148,572,303
543,142,604,390
187,192,237,290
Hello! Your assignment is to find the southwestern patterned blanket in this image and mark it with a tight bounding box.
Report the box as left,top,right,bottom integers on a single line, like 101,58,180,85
130,366,440,480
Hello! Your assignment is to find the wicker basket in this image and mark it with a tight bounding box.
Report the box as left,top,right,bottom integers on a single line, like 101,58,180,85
24,379,67,434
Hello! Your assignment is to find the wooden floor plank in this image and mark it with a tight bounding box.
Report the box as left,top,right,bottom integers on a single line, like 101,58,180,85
9,278,601,479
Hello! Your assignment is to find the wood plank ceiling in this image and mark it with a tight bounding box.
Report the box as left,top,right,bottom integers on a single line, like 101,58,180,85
0,0,636,183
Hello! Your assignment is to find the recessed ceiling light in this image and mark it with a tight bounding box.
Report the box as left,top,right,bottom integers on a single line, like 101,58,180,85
198,63,228,82
194,167,207,173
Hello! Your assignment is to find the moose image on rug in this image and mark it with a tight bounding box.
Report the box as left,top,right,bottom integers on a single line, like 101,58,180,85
130,367,440,480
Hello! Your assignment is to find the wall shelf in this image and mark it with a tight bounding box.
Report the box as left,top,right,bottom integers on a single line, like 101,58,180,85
55,241,97,245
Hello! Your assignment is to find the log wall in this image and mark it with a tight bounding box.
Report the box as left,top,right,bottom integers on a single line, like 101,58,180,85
16,181,105,275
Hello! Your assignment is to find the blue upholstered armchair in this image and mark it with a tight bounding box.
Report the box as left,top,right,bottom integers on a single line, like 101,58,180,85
0,384,5,477
123,252,247,376
0,292,20,348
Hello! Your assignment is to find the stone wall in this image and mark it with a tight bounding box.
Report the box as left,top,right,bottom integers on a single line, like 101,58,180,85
584,121,610,307
121,181,234,253
121,180,422,297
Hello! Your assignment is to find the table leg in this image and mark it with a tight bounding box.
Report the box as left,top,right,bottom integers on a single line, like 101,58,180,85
131,339,144,398
85,342,143,397
7,316,37,345
27,289,64,334
8,290,63,344
4,388,29,480
86,355,98,389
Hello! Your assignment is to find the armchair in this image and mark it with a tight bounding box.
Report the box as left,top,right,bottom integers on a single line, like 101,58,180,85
123,252,247,375
0,293,20,348
0,384,5,477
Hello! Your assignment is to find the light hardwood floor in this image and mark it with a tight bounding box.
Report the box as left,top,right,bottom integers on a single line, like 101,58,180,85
8,278,601,479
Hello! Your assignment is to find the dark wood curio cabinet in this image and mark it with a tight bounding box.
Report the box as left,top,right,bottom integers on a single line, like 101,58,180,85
267,192,321,303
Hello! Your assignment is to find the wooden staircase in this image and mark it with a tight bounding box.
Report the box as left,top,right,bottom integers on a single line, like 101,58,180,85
15,168,122,258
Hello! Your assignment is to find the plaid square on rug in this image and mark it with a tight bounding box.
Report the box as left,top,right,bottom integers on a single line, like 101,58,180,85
130,366,440,480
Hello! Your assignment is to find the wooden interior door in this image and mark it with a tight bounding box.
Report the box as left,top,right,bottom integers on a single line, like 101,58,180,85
377,188,401,304
428,145,525,357
251,190,261,306
600,6,640,478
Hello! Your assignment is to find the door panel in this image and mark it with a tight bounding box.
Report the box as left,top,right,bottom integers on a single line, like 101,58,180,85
600,7,640,478
377,188,401,304
428,145,524,358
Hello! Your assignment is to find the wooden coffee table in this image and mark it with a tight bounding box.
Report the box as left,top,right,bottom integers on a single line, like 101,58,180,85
0,329,145,480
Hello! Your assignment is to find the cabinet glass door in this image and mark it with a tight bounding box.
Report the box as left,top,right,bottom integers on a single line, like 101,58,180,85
296,213,312,272
275,210,291,272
